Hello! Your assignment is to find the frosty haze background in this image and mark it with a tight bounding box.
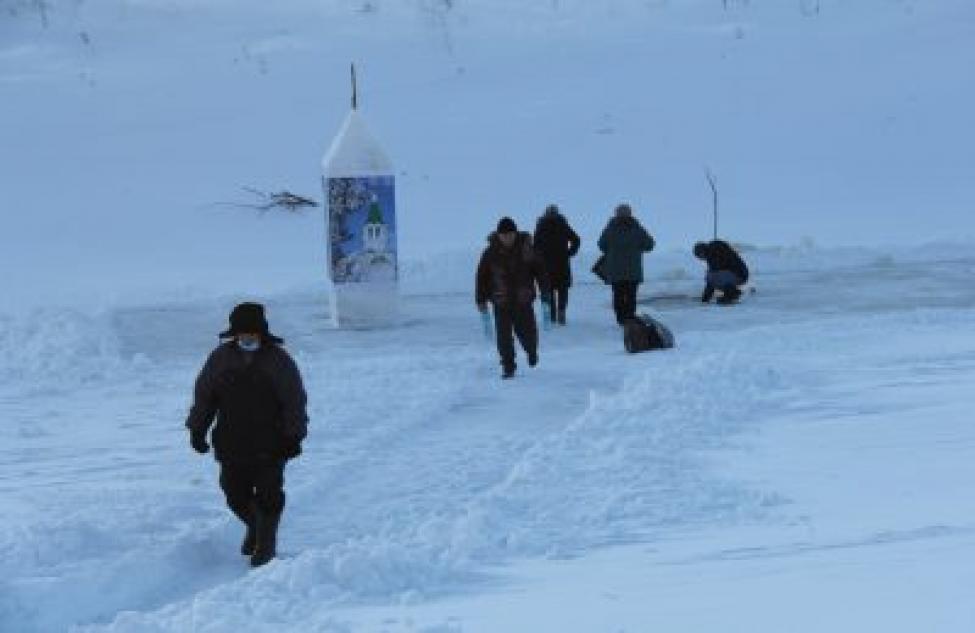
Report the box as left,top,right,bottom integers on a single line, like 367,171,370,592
1,0,973,308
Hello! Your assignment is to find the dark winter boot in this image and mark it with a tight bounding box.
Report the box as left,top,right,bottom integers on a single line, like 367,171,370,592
556,310,566,325
240,503,257,556
527,350,538,368
717,286,742,305
250,509,281,567
501,365,516,380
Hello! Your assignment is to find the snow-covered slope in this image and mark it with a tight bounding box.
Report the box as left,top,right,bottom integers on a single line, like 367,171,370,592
2,0,973,309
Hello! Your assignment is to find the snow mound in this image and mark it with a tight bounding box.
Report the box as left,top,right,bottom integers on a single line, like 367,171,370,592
0,310,145,398
440,343,791,562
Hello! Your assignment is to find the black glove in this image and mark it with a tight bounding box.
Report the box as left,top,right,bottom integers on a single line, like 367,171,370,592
282,439,302,460
190,430,209,454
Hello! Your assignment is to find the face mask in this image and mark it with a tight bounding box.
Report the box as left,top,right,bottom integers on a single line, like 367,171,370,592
237,338,261,352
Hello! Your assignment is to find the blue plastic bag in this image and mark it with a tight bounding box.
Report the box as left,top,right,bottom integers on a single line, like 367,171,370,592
480,310,493,341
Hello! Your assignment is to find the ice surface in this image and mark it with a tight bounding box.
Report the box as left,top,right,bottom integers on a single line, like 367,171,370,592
2,0,973,310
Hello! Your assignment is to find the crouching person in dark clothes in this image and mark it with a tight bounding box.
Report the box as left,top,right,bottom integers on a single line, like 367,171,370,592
476,217,550,380
186,302,308,567
693,240,750,305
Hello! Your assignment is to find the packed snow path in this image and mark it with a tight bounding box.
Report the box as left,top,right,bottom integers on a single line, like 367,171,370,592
2,249,974,631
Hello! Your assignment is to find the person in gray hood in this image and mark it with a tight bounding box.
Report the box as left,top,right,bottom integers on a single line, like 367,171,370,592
597,204,656,325
186,302,308,567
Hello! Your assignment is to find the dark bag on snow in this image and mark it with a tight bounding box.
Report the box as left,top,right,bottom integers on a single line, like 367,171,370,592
623,314,675,353
592,255,608,283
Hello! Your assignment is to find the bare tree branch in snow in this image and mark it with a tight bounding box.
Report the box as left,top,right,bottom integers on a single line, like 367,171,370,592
222,188,320,214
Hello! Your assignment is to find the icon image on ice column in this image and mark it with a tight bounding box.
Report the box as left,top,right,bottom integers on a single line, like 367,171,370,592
327,175,397,284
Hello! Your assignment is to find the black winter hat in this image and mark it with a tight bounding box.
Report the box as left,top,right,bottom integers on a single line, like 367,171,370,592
497,217,517,234
219,302,283,343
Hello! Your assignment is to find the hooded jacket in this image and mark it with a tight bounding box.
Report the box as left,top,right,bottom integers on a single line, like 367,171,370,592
700,240,749,283
533,212,581,288
597,216,655,284
475,231,550,307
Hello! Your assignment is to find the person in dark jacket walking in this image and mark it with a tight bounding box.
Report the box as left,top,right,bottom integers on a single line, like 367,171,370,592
597,204,655,325
693,240,750,304
186,302,308,567
533,204,581,325
476,217,550,379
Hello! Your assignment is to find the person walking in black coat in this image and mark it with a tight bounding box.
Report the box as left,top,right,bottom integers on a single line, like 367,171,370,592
693,240,750,304
533,204,581,325
186,302,308,567
597,204,655,325
476,217,550,379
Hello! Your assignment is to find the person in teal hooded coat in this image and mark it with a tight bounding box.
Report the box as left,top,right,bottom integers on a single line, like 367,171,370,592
597,204,655,325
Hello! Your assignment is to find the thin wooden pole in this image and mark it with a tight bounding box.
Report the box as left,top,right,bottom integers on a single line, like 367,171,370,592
351,63,358,110
705,167,719,240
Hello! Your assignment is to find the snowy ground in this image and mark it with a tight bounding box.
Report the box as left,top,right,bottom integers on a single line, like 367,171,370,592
3,1,974,631
2,246,974,632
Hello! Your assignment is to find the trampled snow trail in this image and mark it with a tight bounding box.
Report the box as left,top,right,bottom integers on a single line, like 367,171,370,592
2,250,974,631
